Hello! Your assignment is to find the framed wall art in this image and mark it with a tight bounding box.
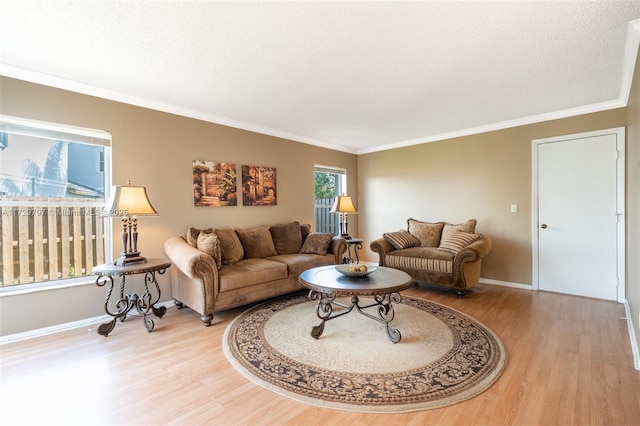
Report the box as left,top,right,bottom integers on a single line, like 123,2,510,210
192,160,237,206
241,165,277,206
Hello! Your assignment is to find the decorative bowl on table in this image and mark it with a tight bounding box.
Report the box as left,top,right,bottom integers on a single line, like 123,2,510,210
335,264,378,277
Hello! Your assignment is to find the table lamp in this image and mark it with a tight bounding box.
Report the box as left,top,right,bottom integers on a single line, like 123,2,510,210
104,181,159,266
330,195,358,239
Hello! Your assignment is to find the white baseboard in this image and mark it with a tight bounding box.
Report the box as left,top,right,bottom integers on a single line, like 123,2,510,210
479,277,532,291
623,300,640,370
0,300,175,345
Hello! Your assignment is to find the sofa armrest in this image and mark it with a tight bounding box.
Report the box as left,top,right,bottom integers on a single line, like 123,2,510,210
328,237,348,264
369,238,395,266
163,235,217,280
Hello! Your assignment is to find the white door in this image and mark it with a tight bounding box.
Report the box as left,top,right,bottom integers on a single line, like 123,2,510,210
534,128,624,301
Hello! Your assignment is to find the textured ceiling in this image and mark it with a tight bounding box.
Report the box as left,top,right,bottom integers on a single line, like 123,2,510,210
1,1,639,154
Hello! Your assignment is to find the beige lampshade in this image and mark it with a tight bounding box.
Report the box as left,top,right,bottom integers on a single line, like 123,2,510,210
105,184,159,217
330,196,358,214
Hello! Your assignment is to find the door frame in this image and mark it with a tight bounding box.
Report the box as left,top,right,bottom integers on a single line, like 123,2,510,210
531,127,626,302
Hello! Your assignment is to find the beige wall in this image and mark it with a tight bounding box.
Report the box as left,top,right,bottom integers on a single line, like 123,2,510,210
357,108,628,286
626,48,640,351
1,57,638,338
0,77,357,336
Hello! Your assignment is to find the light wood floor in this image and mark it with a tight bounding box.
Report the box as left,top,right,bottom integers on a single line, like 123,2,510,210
2,283,640,425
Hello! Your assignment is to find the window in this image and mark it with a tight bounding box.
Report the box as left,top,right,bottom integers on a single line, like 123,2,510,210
314,165,346,234
0,115,112,290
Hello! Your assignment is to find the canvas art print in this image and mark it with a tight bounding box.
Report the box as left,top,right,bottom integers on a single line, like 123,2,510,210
242,165,277,206
193,160,237,206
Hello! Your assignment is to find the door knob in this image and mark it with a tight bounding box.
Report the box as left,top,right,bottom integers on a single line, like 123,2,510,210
541,224,547,229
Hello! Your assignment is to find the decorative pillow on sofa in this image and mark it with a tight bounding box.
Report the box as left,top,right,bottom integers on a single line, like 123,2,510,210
215,228,245,265
270,221,302,254
196,230,222,269
235,226,279,259
299,232,334,255
407,218,445,247
186,227,212,248
441,219,477,242
438,230,482,254
300,223,312,242
383,230,421,250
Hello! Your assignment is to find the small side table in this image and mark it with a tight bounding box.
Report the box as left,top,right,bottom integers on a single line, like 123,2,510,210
342,238,364,264
93,258,171,337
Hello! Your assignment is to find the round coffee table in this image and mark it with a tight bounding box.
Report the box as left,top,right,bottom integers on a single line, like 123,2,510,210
299,265,412,343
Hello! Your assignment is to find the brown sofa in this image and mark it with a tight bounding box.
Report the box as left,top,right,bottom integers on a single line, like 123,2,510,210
369,218,492,296
164,221,347,326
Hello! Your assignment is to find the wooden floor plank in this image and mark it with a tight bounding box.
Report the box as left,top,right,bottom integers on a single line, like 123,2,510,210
1,284,640,425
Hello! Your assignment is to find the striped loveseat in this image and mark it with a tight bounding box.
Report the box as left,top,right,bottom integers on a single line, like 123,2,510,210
369,218,492,296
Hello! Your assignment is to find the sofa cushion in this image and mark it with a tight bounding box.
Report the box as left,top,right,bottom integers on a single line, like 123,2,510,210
438,230,482,254
196,230,222,269
386,247,454,274
186,227,212,247
235,226,278,258
218,258,288,292
441,219,477,242
407,218,445,247
267,253,335,276
215,228,245,265
383,229,421,250
270,221,303,254
300,232,334,255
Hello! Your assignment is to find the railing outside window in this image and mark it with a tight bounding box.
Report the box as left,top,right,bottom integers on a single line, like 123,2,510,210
0,196,105,287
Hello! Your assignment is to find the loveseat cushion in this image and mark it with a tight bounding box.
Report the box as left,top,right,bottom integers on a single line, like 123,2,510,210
218,258,288,292
270,221,303,254
300,232,334,255
235,226,278,258
215,228,245,265
385,246,454,274
267,253,335,276
407,218,445,247
383,229,421,250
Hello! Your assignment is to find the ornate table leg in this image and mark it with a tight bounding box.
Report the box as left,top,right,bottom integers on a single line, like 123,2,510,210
129,269,167,332
308,291,362,339
150,268,167,319
374,292,402,343
96,274,133,337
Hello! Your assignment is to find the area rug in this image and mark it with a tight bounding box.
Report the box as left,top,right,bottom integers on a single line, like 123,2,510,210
222,292,507,413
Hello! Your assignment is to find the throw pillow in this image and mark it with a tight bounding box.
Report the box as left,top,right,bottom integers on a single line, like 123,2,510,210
235,226,278,258
407,218,445,247
300,223,312,243
438,230,482,254
299,232,334,255
186,227,212,247
383,230,421,250
215,228,245,265
270,221,302,255
196,230,222,269
441,219,478,242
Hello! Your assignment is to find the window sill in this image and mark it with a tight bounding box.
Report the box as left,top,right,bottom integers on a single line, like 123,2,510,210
0,276,96,297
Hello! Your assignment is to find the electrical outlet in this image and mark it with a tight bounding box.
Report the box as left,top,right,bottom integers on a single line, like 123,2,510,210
510,204,518,213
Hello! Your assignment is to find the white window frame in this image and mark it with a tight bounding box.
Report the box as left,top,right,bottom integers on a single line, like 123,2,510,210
0,115,112,294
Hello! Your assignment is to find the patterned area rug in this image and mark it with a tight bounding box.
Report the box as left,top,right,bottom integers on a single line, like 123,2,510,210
223,292,507,413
